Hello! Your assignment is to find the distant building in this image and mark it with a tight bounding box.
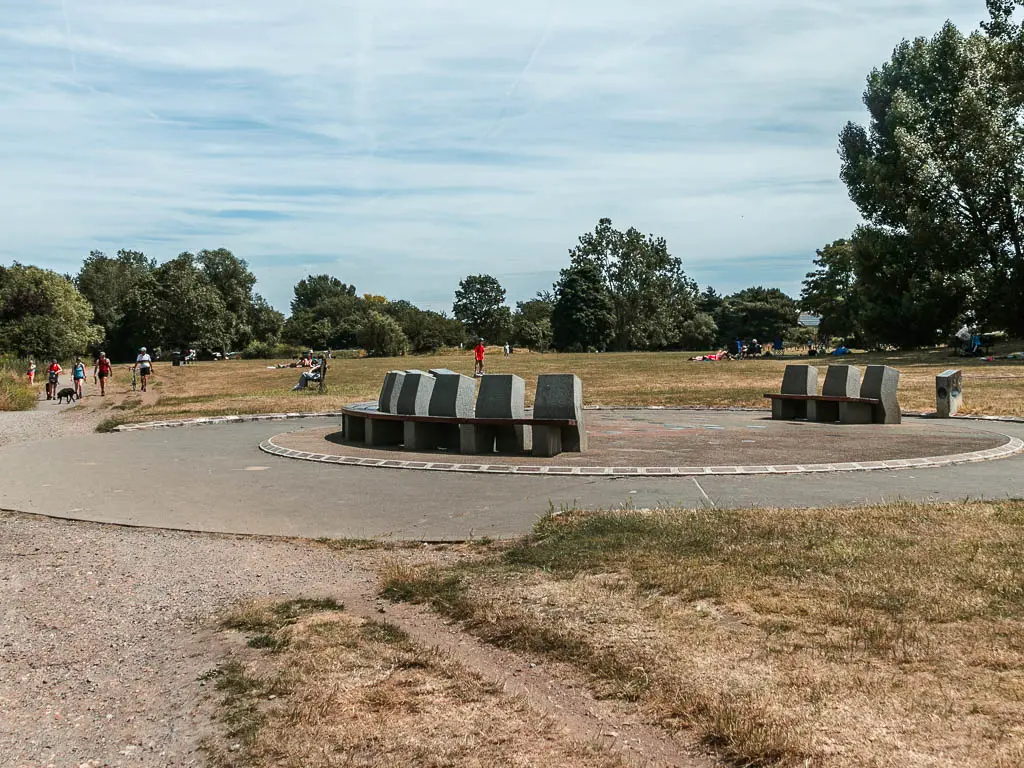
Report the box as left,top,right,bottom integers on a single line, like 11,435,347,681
798,313,822,328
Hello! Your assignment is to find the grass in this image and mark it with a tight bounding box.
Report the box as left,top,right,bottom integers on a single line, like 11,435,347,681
204,597,626,768
382,501,1024,768
0,356,36,411
81,343,1024,429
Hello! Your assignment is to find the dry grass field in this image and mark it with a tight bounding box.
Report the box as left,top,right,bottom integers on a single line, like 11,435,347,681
83,343,1024,428
204,597,625,768
382,501,1024,768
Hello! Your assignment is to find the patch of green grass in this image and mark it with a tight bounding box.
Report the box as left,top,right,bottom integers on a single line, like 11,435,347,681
222,597,344,633
359,619,410,645
95,416,126,432
247,633,289,651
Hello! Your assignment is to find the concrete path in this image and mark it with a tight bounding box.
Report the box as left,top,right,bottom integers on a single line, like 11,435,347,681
2,417,1024,540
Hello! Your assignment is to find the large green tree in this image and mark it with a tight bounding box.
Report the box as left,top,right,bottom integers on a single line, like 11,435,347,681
151,253,231,351
800,239,859,342
452,274,510,342
511,293,554,351
839,18,1024,335
715,287,799,345
0,263,103,358
76,249,158,360
565,218,701,350
551,260,615,352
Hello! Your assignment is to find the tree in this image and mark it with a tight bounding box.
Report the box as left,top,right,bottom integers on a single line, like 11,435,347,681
551,261,615,352
566,218,701,350
0,263,103,358
453,274,509,342
839,19,1024,336
151,253,231,351
357,311,409,357
511,295,553,350
291,275,357,314
716,287,799,344
800,239,859,342
197,248,259,348
76,249,158,360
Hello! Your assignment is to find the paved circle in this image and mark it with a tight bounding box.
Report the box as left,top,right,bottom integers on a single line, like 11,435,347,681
261,408,1020,476
2,412,1024,541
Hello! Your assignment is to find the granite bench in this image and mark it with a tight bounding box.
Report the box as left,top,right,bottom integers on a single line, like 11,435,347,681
764,364,901,425
341,372,586,457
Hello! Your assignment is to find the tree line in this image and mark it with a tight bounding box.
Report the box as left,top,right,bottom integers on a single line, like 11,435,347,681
0,226,803,361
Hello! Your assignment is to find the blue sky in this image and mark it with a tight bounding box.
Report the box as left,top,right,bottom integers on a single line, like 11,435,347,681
0,0,987,313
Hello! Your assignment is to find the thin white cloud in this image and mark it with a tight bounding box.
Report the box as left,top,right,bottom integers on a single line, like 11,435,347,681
0,0,987,311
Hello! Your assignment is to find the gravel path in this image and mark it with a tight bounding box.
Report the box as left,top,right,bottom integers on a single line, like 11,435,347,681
0,512,376,768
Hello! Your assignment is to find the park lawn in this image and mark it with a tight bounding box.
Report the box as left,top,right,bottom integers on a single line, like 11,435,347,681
92,343,1024,427
204,598,624,768
382,500,1024,768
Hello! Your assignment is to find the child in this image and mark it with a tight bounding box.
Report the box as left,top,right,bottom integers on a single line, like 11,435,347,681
27,359,35,385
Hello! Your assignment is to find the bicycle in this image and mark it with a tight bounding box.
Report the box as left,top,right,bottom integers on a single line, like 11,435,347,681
128,366,137,392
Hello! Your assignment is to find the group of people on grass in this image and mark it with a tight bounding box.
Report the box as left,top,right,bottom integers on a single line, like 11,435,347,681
28,347,153,400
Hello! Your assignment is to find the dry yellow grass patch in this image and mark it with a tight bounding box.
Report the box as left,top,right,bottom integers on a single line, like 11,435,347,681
383,501,1024,768
205,597,626,768
87,343,1024,427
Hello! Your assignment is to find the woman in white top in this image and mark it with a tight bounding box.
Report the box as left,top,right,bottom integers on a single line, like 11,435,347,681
134,347,153,392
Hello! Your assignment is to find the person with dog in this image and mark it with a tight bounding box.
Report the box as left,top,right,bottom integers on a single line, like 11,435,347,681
95,352,112,396
45,359,62,400
133,347,153,392
71,358,87,399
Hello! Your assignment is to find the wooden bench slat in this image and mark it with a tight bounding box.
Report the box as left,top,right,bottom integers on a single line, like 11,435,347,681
763,394,881,405
342,407,575,428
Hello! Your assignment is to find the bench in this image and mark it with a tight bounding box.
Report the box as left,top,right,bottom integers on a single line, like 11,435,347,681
764,364,901,424
342,371,587,457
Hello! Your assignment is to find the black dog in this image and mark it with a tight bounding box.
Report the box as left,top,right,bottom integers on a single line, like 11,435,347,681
56,387,79,404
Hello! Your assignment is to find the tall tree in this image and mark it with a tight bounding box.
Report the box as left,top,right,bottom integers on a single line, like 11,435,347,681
567,218,700,350
0,263,103,358
197,248,260,348
511,294,554,351
291,275,357,314
453,274,509,342
151,253,231,351
839,19,1024,335
800,239,859,342
76,249,157,360
551,261,615,352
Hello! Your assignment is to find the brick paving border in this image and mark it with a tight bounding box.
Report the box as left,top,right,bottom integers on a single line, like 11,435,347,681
258,430,1024,478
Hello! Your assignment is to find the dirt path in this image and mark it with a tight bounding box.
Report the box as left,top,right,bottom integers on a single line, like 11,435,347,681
0,406,712,768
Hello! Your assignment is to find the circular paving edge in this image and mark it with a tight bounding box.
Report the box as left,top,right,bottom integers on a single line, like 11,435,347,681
257,431,1024,477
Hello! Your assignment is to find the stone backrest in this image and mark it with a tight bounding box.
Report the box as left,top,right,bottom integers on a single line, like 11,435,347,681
780,364,818,396
860,365,901,424
533,374,584,420
475,374,525,419
378,371,405,413
822,365,862,398
396,370,435,416
427,369,476,418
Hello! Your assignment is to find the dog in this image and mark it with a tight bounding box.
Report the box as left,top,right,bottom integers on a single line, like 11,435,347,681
55,387,79,404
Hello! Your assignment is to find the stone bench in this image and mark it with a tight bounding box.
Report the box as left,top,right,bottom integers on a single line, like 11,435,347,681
341,371,586,457
763,364,901,424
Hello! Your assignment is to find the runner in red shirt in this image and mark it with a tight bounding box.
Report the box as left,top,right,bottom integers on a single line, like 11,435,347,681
473,339,485,377
95,352,113,396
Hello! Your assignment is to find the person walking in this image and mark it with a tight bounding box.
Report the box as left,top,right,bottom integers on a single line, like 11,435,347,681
95,351,112,396
134,347,153,392
503,342,510,358
26,359,35,386
71,358,87,398
45,359,62,400
473,338,486,377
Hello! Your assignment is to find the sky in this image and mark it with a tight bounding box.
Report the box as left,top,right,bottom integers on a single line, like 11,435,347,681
0,0,989,314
